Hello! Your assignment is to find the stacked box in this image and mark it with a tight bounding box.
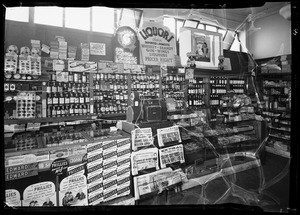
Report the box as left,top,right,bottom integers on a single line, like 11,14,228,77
59,41,67,60
86,141,103,205
116,138,131,198
68,46,77,59
81,43,89,61
102,140,118,202
31,40,41,55
50,41,59,59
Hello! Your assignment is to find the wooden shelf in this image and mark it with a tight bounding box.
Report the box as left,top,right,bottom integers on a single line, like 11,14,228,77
258,72,291,76
4,114,99,124
224,119,255,124
265,146,290,158
269,134,290,141
269,126,291,132
4,113,126,125
193,69,252,78
5,131,129,158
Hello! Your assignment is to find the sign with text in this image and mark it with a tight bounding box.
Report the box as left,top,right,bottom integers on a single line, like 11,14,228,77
114,26,139,65
138,22,176,66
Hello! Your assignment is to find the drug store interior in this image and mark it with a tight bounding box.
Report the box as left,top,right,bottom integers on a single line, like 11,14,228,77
2,1,299,213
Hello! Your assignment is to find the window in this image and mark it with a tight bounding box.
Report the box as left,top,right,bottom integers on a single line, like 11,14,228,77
206,25,217,32
92,7,115,34
34,7,63,27
176,20,184,40
65,7,90,31
118,8,142,30
218,29,227,39
163,17,175,34
197,24,205,30
183,20,199,28
5,7,29,22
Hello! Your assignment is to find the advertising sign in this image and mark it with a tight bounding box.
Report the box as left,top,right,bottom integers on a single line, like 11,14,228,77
138,22,176,66
114,26,139,65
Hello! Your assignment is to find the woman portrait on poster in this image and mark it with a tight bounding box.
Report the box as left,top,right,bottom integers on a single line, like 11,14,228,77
202,42,209,58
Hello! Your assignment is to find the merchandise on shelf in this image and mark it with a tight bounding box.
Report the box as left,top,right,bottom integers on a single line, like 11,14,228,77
162,75,185,110
188,77,205,108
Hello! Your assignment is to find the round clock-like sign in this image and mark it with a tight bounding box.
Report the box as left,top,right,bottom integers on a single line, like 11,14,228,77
117,26,137,51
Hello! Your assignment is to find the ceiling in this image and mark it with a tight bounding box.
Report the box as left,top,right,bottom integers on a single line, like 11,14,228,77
141,2,289,30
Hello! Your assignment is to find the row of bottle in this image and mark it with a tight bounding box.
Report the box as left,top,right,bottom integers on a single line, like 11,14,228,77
93,91,128,101
210,77,227,86
232,89,244,94
94,80,128,91
188,94,205,107
94,103,127,114
211,88,226,94
47,104,91,117
131,82,159,90
46,81,90,93
163,75,185,82
51,71,89,83
92,73,128,81
131,74,160,81
162,82,182,91
135,90,160,98
47,92,90,105
164,91,185,100
229,79,245,86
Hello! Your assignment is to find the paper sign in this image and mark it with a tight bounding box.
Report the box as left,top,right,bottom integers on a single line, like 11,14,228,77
138,22,176,66
90,43,106,55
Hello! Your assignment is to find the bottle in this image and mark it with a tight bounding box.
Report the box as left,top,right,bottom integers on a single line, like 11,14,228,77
53,93,59,105
79,93,84,104
46,82,52,93
69,104,74,116
68,72,74,82
85,92,90,103
59,93,64,105
52,106,57,117
65,93,70,105
52,81,57,93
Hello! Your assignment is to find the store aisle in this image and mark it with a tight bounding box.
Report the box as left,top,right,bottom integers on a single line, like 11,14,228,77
138,152,290,212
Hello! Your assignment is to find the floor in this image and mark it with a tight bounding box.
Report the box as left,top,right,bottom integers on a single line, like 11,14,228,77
137,152,290,213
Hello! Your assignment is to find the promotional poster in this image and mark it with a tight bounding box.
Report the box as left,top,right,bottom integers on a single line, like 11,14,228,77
131,147,159,176
159,144,185,168
59,174,88,206
5,189,22,207
131,127,154,151
114,26,139,65
179,28,223,69
157,126,182,147
138,22,176,67
22,181,56,207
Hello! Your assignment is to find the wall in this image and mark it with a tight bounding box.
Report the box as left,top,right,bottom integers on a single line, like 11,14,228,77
4,20,114,62
246,13,291,59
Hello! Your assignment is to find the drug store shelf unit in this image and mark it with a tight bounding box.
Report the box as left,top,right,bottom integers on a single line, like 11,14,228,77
265,114,291,158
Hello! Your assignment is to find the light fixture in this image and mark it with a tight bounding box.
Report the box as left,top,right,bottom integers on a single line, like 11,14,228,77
279,4,291,21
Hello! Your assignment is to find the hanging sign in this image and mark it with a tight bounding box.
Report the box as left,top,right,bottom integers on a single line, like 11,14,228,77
114,26,139,65
138,22,176,66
